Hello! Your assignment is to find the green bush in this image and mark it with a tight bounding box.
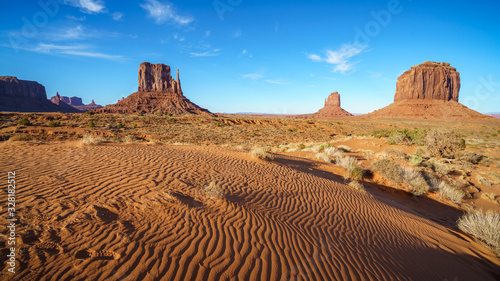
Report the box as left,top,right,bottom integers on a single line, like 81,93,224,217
409,155,423,166
388,128,427,146
88,120,95,128
18,118,31,126
86,111,94,115
117,123,124,129
48,120,60,127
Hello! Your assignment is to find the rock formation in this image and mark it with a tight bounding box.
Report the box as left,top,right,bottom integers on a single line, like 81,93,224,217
312,92,352,118
394,61,460,102
50,93,102,111
360,61,491,120
0,76,80,112
98,62,213,116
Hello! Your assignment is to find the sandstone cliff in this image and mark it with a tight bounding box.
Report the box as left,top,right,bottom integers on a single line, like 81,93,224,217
50,93,102,111
98,62,213,116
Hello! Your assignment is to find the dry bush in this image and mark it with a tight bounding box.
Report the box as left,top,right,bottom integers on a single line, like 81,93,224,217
82,134,105,145
324,147,344,160
430,159,451,175
317,142,333,152
250,148,274,160
402,168,430,196
476,175,492,188
481,193,498,203
335,154,362,180
202,181,225,201
409,155,423,166
123,135,135,143
457,211,500,256
459,151,483,164
384,148,407,159
371,159,404,183
424,128,465,157
315,152,331,163
430,179,465,204
337,145,352,152
348,180,366,193
9,134,33,142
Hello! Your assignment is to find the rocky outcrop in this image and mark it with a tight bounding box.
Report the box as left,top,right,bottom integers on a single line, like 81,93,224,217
98,62,213,116
394,61,460,102
311,91,352,118
0,76,80,112
360,62,491,121
50,93,102,111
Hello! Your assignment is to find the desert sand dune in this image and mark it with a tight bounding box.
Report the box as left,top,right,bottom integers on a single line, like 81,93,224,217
1,143,499,281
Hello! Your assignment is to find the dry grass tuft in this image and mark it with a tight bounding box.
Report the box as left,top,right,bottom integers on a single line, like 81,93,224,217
9,133,33,142
250,148,274,160
337,145,352,152
476,175,492,188
424,128,465,157
202,181,225,201
457,210,500,256
481,193,498,204
384,148,407,159
348,180,366,193
82,134,105,145
401,168,430,196
430,179,465,204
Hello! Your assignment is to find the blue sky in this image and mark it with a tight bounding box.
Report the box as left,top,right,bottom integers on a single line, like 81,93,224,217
1,0,499,114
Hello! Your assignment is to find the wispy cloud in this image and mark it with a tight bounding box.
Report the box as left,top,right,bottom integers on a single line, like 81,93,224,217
140,0,194,26
307,43,367,73
240,49,253,58
265,79,290,85
368,71,382,78
66,15,87,21
64,0,106,14
189,49,220,57
16,43,123,61
242,73,263,80
232,29,241,38
112,12,124,21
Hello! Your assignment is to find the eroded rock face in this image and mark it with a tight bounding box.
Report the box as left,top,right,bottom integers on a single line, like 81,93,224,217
0,76,47,100
99,62,213,116
394,61,460,102
324,91,341,107
138,62,181,94
309,91,352,118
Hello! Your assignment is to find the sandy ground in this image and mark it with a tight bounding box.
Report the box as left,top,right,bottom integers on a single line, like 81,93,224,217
1,142,499,281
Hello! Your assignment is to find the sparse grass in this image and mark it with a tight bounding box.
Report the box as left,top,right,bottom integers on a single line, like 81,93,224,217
317,142,332,152
82,134,105,145
424,128,465,157
17,117,31,126
202,181,225,201
250,148,274,160
409,155,423,166
336,155,362,180
384,148,407,159
348,180,366,193
430,179,465,204
457,210,500,256
9,133,33,142
337,145,352,152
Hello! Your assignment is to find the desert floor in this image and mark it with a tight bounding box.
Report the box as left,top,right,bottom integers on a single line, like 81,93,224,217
1,113,500,280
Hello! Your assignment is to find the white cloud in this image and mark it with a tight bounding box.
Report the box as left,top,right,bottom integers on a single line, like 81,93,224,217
66,15,86,21
232,29,241,38
205,30,211,38
189,49,220,57
112,12,124,21
242,49,247,55
64,0,106,14
140,0,194,26
307,43,367,73
242,73,263,80
25,43,123,61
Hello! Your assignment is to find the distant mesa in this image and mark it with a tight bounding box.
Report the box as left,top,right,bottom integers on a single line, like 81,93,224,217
0,76,80,113
50,92,103,111
98,62,214,116
362,61,492,120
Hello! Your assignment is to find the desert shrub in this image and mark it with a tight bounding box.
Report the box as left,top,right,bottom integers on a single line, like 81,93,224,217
430,179,464,204
298,143,306,150
167,113,173,117
324,147,344,160
48,120,60,127
337,145,352,152
430,159,451,175
82,134,105,145
481,193,498,203
250,148,274,160
88,120,95,128
372,129,392,138
132,123,138,128
348,181,366,193
117,123,124,129
457,211,500,255
86,110,94,115
315,152,331,163
424,128,465,157
317,143,332,152
371,159,404,183
202,181,225,201
459,151,483,164
384,148,407,159
337,155,362,180
156,110,163,116
18,118,31,126
123,135,135,143
388,128,427,146
169,118,177,123
476,175,492,188
401,167,430,196
9,134,33,142
409,155,423,166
